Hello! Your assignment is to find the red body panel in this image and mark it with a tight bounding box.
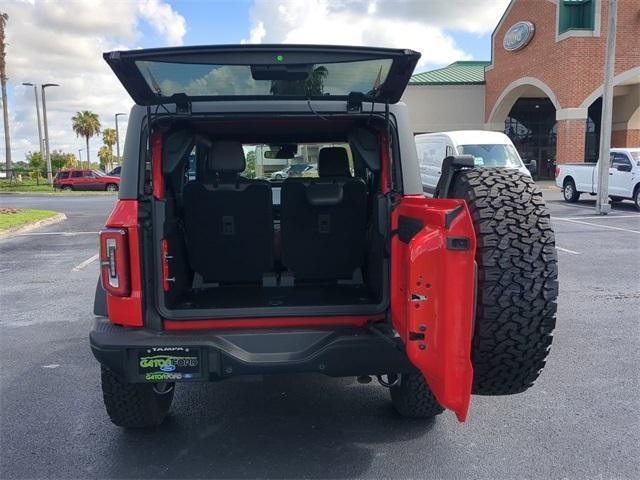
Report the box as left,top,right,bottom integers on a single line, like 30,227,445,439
379,135,391,194
152,132,164,199
391,195,476,422
104,200,143,327
161,239,171,292
163,315,382,331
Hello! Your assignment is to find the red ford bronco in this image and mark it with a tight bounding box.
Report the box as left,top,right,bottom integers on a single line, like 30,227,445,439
91,45,558,428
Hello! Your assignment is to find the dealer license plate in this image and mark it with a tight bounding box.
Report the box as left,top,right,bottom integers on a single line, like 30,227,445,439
136,347,202,381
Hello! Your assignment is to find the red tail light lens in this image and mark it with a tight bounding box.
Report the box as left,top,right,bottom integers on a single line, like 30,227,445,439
99,229,131,297
555,166,560,178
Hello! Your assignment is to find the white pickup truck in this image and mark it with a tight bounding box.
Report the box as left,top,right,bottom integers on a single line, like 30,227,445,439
555,148,640,210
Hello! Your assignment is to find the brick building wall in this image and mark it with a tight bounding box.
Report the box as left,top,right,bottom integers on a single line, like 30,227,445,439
485,0,640,164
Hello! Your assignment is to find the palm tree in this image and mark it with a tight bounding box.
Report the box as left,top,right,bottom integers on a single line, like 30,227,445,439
0,12,11,172
72,111,100,168
102,128,117,167
97,145,111,171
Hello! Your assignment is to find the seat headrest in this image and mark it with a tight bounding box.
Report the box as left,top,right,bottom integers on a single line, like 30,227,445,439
318,147,351,177
208,141,246,173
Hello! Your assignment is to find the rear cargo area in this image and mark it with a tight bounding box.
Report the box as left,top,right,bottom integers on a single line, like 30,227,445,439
152,115,390,319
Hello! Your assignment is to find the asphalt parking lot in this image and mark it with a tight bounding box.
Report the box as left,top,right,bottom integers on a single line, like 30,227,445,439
0,188,638,479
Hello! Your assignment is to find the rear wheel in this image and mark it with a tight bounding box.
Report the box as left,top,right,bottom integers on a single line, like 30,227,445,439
633,187,640,211
390,370,444,418
101,366,174,428
451,169,558,395
62,185,72,191
563,179,580,202
105,183,118,192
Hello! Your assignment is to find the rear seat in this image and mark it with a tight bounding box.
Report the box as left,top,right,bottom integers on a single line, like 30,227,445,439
280,147,367,282
183,141,273,284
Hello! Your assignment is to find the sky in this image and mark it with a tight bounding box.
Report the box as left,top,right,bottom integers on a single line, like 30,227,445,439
0,0,510,165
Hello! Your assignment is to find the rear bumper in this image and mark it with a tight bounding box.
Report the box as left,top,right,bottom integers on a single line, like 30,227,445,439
90,318,412,382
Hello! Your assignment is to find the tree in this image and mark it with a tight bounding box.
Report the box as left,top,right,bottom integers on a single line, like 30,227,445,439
26,151,43,176
102,128,117,164
97,145,110,171
0,12,11,171
50,150,75,172
245,150,256,179
71,111,100,167
270,66,329,97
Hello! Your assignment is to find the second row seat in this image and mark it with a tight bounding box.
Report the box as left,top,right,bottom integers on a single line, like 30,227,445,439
183,143,367,284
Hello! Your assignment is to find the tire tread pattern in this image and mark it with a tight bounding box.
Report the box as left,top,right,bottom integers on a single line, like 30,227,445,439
101,366,173,428
390,371,445,418
452,169,558,395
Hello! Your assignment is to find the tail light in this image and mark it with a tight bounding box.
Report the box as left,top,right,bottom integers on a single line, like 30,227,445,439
99,229,131,297
555,166,560,178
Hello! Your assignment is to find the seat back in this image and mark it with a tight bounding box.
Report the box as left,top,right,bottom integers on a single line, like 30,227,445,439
183,141,273,284
281,147,367,281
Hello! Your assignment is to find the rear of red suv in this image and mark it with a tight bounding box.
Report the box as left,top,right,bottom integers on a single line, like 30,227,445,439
91,44,557,429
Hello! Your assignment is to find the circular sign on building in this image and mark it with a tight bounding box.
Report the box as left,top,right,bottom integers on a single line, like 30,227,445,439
503,21,535,51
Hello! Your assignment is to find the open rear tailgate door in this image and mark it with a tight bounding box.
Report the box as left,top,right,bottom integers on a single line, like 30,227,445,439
103,44,420,106
391,196,476,421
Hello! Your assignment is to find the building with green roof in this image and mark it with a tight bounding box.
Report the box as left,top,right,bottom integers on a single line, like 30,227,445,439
401,61,490,135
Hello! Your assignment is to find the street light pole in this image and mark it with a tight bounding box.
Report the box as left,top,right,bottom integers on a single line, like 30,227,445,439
78,148,83,169
22,82,43,168
41,83,59,184
595,0,617,215
115,112,126,161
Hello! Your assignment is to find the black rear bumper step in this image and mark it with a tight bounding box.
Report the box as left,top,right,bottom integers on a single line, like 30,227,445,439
90,319,412,382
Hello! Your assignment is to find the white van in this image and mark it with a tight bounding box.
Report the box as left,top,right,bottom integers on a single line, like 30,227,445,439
415,130,532,194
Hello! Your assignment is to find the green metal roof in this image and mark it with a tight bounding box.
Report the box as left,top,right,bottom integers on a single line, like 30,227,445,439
409,61,490,85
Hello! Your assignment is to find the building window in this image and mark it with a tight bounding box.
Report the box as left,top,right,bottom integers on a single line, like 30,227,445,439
559,0,596,34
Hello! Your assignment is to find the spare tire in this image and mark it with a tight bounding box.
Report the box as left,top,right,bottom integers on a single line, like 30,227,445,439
450,169,558,395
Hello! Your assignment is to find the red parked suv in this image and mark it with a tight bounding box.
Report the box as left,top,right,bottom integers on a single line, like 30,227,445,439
53,170,120,191
91,44,558,428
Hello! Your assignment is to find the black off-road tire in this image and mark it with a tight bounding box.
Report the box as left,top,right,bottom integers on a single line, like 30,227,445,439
633,186,640,211
390,370,445,418
562,178,580,202
101,366,175,428
451,169,558,395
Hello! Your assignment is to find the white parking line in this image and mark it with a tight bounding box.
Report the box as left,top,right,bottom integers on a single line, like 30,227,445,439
553,215,640,220
72,254,99,272
556,246,581,255
17,231,98,236
552,217,640,234
551,214,640,220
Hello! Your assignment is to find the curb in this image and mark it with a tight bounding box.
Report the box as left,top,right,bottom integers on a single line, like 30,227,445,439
0,191,116,196
0,212,67,240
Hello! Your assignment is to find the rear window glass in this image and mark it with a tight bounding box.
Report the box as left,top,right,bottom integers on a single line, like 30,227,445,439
71,171,83,178
57,172,69,179
458,144,522,168
248,143,351,181
135,59,392,98
185,143,352,182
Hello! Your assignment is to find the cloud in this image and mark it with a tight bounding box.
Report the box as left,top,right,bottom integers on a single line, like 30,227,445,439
243,0,509,67
0,0,187,165
138,0,187,46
